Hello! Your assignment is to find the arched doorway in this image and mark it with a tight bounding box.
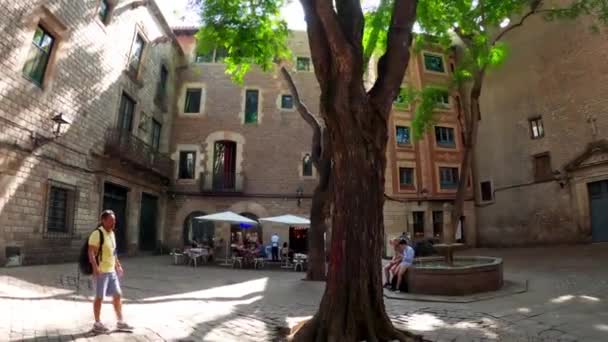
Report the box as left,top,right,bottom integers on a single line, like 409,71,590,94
183,211,215,246
230,212,262,245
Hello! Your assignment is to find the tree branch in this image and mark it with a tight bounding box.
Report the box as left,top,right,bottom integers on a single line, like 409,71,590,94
492,0,544,45
335,0,365,55
280,66,323,168
368,0,418,115
300,0,333,87
307,0,353,64
363,0,391,68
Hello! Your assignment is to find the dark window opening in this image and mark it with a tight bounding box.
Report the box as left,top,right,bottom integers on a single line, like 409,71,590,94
244,89,259,124
157,65,169,101
435,126,455,148
184,88,202,113
439,167,459,189
178,151,196,179
118,92,135,132
423,53,445,73
98,0,111,24
534,153,553,182
480,181,493,202
529,117,545,139
432,211,443,238
281,95,294,109
151,119,161,151
303,154,313,177
213,141,237,190
413,211,425,238
399,168,414,188
296,57,311,71
46,183,76,234
396,126,411,146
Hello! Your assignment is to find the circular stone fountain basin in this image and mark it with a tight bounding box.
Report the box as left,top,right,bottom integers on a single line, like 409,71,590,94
407,256,503,296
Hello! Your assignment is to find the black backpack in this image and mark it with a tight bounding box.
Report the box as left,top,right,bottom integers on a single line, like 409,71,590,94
78,228,104,275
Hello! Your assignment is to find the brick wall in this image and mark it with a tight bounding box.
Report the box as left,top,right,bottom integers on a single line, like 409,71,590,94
475,13,608,245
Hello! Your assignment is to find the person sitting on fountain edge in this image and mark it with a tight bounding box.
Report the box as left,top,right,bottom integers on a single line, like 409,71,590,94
383,239,402,289
392,239,415,293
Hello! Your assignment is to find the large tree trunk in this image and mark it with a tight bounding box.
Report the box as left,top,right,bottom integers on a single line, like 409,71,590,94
290,0,419,340
306,174,330,281
449,73,484,243
293,101,418,342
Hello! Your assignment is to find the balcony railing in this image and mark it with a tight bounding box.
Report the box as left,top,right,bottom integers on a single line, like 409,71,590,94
199,171,245,193
104,128,173,179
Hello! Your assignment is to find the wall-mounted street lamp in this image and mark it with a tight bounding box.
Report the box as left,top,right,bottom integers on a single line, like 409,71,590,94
296,185,304,207
31,112,70,147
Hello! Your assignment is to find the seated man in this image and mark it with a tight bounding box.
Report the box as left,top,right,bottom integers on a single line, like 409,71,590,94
393,239,415,293
383,239,402,288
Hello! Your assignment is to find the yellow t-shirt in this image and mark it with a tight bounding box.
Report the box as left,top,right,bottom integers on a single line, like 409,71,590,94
88,227,116,273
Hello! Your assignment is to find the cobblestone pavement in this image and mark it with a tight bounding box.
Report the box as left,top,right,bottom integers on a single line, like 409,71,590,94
1,244,608,341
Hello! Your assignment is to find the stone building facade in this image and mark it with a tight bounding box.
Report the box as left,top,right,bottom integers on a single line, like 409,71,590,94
0,2,475,265
165,29,318,256
0,0,182,265
383,46,476,251
475,14,608,245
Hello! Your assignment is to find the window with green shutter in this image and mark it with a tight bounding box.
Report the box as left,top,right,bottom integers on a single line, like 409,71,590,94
22,26,55,86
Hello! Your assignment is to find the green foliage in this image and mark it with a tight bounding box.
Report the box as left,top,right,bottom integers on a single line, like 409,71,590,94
393,85,416,110
411,86,449,139
544,0,608,31
363,0,393,64
195,0,291,83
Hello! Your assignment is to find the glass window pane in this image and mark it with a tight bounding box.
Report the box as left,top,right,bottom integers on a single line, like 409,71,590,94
245,90,259,123
129,35,145,72
184,89,202,113
179,151,196,179
296,57,310,71
424,53,445,73
303,154,313,176
23,26,54,85
399,168,413,186
396,126,410,145
47,187,69,232
99,0,109,23
214,47,227,62
281,95,294,109
435,127,455,147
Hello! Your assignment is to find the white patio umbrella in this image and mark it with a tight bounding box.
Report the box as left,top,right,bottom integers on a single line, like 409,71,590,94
259,214,311,226
195,211,258,265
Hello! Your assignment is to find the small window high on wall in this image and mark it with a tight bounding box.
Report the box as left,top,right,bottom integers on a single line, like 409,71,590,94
178,151,196,179
302,154,313,177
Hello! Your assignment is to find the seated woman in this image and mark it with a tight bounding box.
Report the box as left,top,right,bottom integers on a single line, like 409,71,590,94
393,239,415,293
383,239,403,288
281,242,290,262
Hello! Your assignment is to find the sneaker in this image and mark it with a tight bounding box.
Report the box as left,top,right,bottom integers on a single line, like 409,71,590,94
383,282,392,289
116,321,134,331
92,322,110,334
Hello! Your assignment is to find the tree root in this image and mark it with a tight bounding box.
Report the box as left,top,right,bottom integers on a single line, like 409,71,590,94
286,317,426,342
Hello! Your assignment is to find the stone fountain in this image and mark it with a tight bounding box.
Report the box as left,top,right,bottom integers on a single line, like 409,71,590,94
407,203,504,296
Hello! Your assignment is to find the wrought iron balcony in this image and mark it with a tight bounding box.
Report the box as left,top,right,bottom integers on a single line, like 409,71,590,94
199,171,245,193
104,128,173,179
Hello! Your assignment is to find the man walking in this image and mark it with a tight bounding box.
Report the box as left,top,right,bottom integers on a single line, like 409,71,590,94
88,210,133,333
271,232,280,262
